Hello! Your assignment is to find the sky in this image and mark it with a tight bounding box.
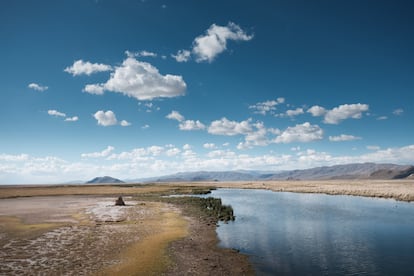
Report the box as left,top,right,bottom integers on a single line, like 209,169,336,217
1,0,413,184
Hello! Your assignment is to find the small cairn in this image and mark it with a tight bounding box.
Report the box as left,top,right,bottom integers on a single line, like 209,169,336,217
115,196,126,206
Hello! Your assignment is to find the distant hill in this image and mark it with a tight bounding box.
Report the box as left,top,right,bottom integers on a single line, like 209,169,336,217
128,163,414,183
369,166,414,179
86,176,125,184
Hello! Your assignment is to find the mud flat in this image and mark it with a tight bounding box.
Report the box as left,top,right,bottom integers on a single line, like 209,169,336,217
0,195,188,275
0,186,252,275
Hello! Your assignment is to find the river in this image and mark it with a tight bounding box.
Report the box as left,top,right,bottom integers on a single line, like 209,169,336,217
208,189,414,275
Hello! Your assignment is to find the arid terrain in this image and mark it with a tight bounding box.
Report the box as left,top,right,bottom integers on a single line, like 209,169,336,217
0,180,413,275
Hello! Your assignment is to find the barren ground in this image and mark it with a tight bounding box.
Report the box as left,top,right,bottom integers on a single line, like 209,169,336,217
0,180,413,275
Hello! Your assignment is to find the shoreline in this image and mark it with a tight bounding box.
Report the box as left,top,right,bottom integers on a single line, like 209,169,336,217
0,180,413,275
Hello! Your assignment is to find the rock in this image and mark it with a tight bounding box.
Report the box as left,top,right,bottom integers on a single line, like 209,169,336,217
115,196,125,206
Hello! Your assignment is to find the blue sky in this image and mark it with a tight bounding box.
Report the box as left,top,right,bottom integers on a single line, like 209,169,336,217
1,0,413,184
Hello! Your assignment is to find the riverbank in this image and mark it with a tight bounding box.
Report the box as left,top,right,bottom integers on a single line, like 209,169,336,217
0,180,413,274
0,186,253,275
195,179,414,202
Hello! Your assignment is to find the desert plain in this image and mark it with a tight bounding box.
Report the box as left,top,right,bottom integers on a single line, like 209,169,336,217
1,179,413,275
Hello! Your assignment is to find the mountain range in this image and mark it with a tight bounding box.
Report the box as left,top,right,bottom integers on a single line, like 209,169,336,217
125,163,414,183
82,163,414,184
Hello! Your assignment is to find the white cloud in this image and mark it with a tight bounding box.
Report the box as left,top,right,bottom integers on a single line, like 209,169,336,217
191,22,253,63
377,116,388,120
307,105,326,117
83,84,105,95
166,111,205,131
2,144,414,184
274,122,323,143
166,147,181,157
393,108,404,116
203,143,216,149
28,83,48,92
126,50,158,58
48,109,79,122
166,110,185,122
238,122,269,149
81,146,115,158
323,103,369,124
208,117,253,136
329,134,361,142
48,109,66,117
64,60,112,76
65,116,79,122
139,50,157,57
367,145,380,151
93,110,130,127
249,99,284,115
93,110,118,126
142,124,150,129
101,56,186,100
286,108,304,117
172,50,191,62
120,120,131,127
179,120,206,131
148,146,164,156
183,144,192,150
0,153,29,162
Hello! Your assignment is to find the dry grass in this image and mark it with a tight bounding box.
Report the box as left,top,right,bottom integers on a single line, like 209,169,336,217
201,179,414,202
0,184,176,199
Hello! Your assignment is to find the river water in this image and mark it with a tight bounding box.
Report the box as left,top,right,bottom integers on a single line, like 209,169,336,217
208,189,414,276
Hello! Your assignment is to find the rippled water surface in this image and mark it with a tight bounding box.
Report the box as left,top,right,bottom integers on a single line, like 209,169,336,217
209,189,414,276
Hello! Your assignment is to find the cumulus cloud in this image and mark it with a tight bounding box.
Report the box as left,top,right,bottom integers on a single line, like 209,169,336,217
81,146,115,158
93,110,129,127
167,111,205,131
249,98,284,115
237,122,270,149
286,108,304,117
64,60,112,76
179,120,206,131
323,103,369,124
0,153,29,162
172,50,191,62
91,56,186,100
166,147,181,157
48,109,79,122
307,103,369,124
28,83,48,92
120,120,131,127
203,143,216,149
274,122,323,143
65,116,79,122
173,22,253,63
166,110,185,122
83,84,105,95
208,118,253,136
48,109,66,117
329,134,361,142
307,105,326,117
3,144,414,184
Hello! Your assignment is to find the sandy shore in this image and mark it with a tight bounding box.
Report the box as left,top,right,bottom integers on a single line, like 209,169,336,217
0,180,413,275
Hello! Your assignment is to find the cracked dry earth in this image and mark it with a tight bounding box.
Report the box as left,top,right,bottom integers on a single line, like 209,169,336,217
0,196,163,275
